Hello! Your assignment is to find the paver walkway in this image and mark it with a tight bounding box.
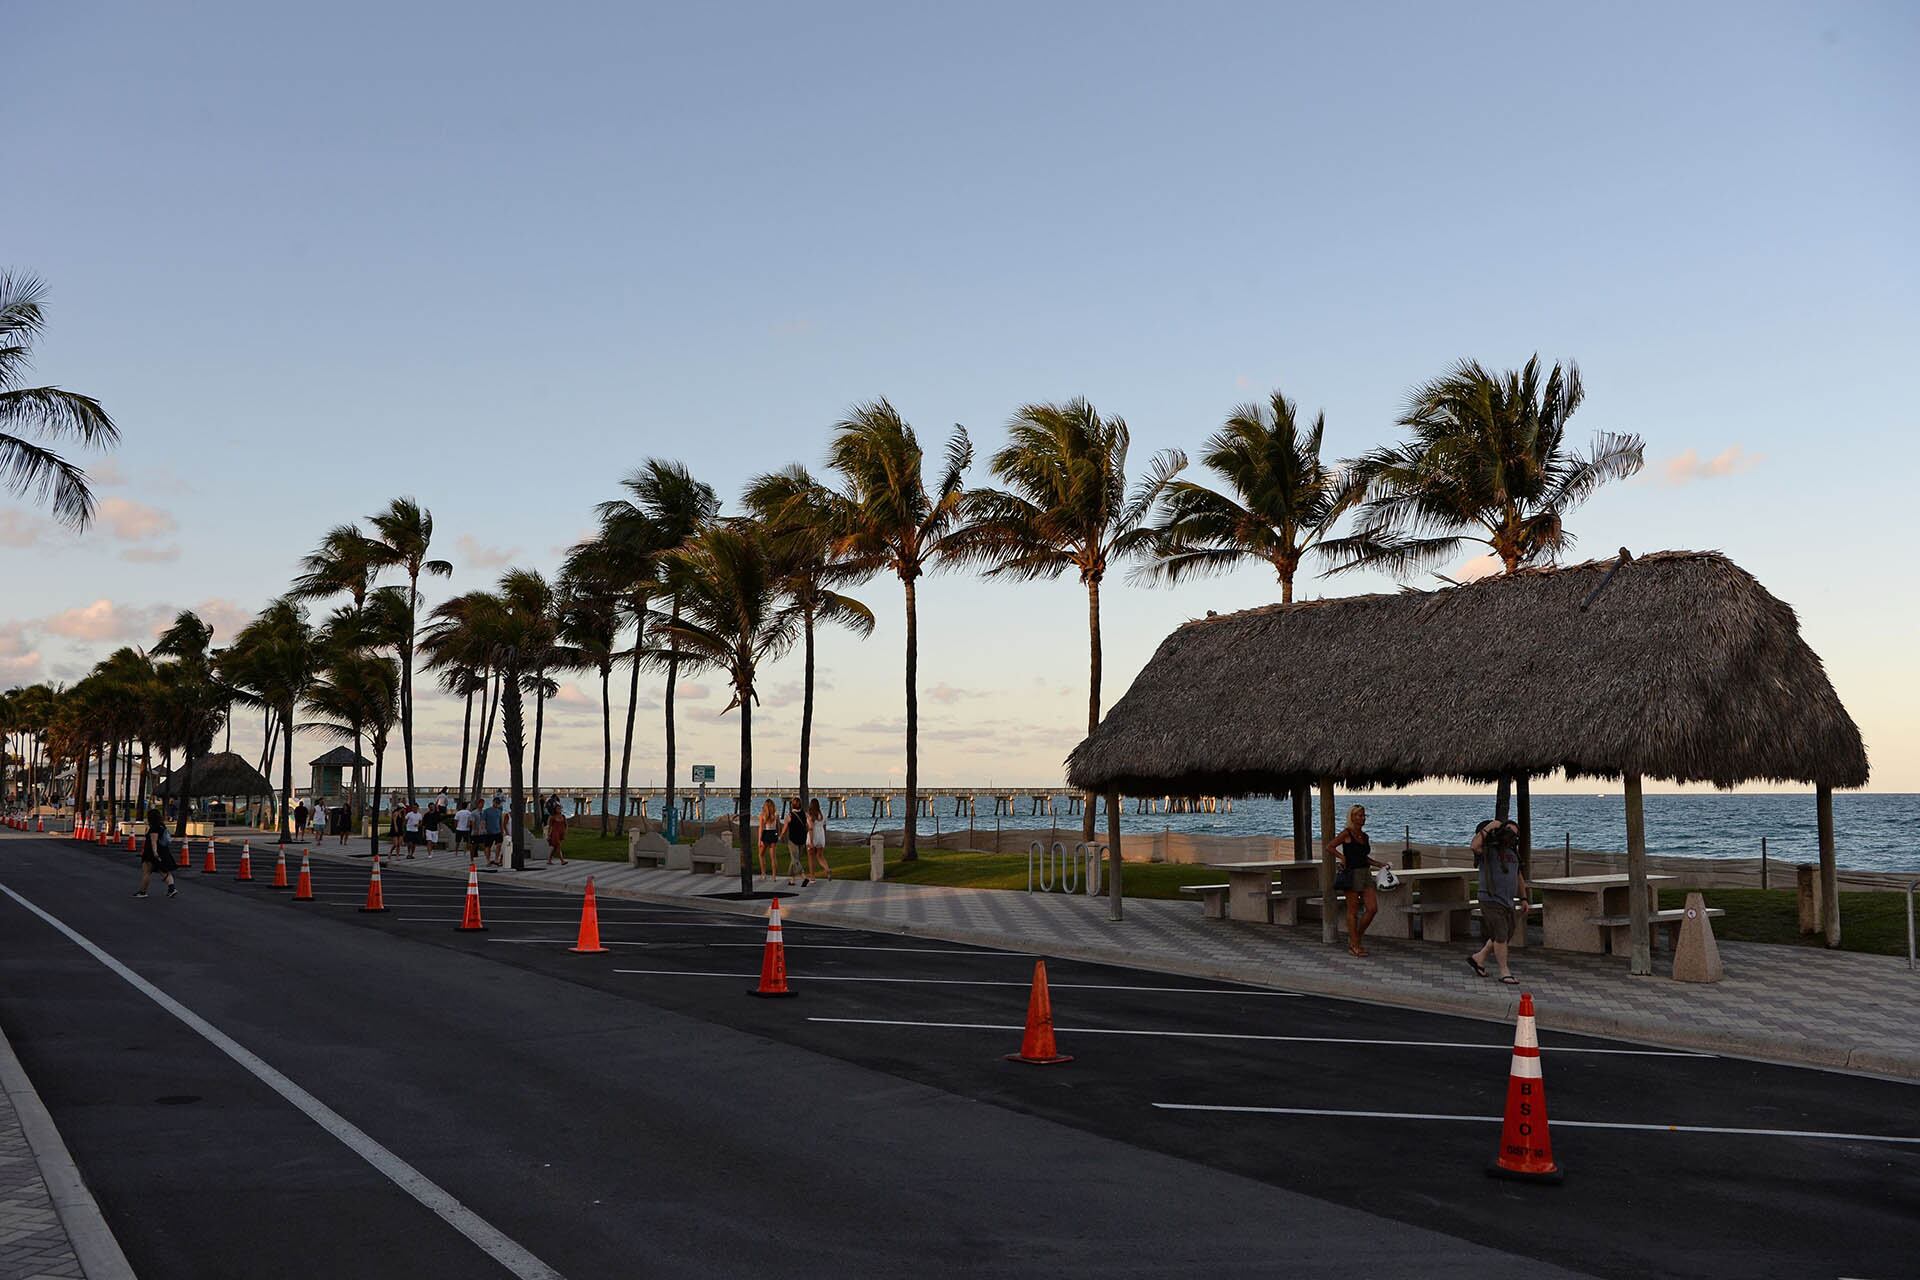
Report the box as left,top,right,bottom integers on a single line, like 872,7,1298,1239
296,844,1920,1080
0,1060,82,1280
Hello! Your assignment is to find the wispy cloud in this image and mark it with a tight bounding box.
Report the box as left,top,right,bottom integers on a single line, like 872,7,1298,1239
1652,446,1764,487
0,512,53,548
927,682,978,705
120,545,182,564
0,623,42,681
455,533,520,570
96,496,178,543
1456,553,1501,582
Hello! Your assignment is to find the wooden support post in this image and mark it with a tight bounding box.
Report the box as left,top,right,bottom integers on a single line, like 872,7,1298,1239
1318,779,1337,945
1516,774,1532,879
1624,773,1652,976
1817,785,1840,948
1290,783,1309,863
1105,788,1123,922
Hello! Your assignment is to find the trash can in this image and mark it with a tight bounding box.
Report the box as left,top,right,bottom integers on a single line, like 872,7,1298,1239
870,833,886,881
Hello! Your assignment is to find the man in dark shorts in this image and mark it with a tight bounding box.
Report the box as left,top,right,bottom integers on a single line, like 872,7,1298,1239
481,796,504,866
1468,817,1526,983
134,806,179,899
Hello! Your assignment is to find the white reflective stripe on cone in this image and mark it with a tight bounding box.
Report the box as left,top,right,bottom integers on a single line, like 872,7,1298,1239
1509,1053,1543,1079
1514,1016,1539,1051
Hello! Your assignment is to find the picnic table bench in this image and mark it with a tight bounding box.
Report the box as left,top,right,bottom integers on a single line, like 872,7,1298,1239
1533,874,1678,954
1588,906,1725,955
1204,859,1330,924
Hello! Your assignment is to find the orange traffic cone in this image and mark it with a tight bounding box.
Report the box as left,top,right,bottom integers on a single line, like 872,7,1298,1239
1005,960,1074,1064
1489,992,1562,1182
270,846,290,889
36,816,45,832
201,839,217,874
359,855,389,912
455,863,486,931
292,851,314,901
235,843,253,881
125,833,137,852
748,898,796,997
568,877,607,953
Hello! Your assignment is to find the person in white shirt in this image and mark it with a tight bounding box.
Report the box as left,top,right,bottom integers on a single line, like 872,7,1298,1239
453,802,473,855
403,802,423,858
310,800,327,844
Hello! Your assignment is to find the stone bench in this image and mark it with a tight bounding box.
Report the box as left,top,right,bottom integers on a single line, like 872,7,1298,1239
687,833,739,877
1179,883,1232,919
629,831,676,870
1589,907,1724,955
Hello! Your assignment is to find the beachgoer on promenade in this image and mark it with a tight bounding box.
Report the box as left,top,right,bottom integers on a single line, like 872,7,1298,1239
756,799,779,881
1328,804,1385,956
482,796,504,866
545,801,568,867
403,802,423,858
388,797,406,855
784,797,809,887
134,805,178,899
454,800,473,854
311,799,328,843
806,797,830,881
293,799,309,842
1468,818,1527,984
332,799,351,844
423,801,443,854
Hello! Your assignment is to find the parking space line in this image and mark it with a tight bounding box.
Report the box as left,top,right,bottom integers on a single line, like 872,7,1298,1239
484,939,1022,955
806,1017,1708,1056
0,882,568,1280
399,917,759,927
612,970,1297,995
1150,1103,1920,1145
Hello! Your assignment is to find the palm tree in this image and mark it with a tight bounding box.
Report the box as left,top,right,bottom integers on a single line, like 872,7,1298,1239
495,568,569,819
420,591,500,803
1141,389,1358,604
1334,356,1644,577
957,400,1182,840
566,510,661,834
305,646,397,848
290,525,385,614
366,498,452,803
218,600,320,843
825,400,971,860
0,272,119,530
609,461,720,831
150,611,226,838
556,573,619,835
660,522,801,892
742,465,875,826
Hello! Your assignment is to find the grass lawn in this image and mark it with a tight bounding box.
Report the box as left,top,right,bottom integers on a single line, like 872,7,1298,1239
555,829,1912,957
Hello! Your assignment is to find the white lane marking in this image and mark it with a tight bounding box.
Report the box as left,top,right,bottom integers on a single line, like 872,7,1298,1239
486,939,1023,956
398,917,757,927
804,1018,1709,1057
612,970,1296,995
0,882,568,1280
1151,1104,1920,1146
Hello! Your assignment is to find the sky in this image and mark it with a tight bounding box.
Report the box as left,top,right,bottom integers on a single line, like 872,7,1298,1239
5,1,1916,793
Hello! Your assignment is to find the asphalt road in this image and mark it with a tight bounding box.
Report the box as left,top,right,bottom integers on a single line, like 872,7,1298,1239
2,833,1916,1280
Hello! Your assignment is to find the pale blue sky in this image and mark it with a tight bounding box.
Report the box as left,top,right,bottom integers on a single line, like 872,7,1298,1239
6,2,1916,790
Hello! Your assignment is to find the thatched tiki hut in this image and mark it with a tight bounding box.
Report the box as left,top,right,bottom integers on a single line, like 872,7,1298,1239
1067,550,1868,972
155,751,277,826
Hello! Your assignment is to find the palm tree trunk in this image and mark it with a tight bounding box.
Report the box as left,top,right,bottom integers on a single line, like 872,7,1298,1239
105,738,118,833
455,685,474,798
530,668,547,820
174,745,196,839
472,671,499,803
598,664,612,836
278,705,295,843
501,664,528,872
736,670,753,894
1280,568,1294,606
368,736,386,856
351,724,365,836
663,599,680,827
615,609,643,836
798,603,815,828
1084,576,1101,844
139,739,151,816
902,574,918,861
401,568,420,803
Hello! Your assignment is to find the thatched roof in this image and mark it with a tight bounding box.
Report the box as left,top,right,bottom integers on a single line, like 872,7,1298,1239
309,746,371,768
155,752,275,798
1067,551,1868,794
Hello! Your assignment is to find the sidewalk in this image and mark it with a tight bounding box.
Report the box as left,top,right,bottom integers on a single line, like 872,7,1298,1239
0,1028,133,1280
308,846,1920,1080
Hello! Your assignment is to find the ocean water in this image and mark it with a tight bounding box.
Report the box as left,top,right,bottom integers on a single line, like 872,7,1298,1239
579,790,1920,873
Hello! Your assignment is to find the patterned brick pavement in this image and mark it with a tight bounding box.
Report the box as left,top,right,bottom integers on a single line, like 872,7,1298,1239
0,1084,81,1280
301,846,1920,1079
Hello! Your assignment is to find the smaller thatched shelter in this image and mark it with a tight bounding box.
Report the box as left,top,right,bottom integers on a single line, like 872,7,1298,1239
156,752,275,817
1067,551,1868,968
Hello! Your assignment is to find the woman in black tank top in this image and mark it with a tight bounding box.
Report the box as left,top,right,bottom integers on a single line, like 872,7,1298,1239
1327,804,1384,956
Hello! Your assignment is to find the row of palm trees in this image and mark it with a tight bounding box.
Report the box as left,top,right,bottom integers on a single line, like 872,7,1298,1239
5,341,1644,880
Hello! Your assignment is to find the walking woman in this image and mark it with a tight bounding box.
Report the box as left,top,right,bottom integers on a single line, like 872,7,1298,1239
806,797,830,882
1328,804,1386,956
387,795,406,856
783,798,810,887
134,805,178,899
755,798,780,881
545,798,569,866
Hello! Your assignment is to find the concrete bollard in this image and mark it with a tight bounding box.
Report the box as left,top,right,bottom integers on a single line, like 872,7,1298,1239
869,833,886,881
1672,891,1724,983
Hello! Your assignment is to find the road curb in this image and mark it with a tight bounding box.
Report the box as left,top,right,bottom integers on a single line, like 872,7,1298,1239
292,848,1920,1082
0,1020,138,1280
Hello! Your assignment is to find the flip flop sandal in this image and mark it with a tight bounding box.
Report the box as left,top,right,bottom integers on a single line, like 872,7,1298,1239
1466,957,1487,978
1499,974,1519,984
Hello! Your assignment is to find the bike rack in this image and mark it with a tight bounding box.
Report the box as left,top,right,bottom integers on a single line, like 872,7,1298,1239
1027,840,1104,897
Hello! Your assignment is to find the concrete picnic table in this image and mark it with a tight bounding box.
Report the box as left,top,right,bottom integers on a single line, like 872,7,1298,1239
1532,873,1676,954
1208,859,1329,924
1370,865,1478,942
